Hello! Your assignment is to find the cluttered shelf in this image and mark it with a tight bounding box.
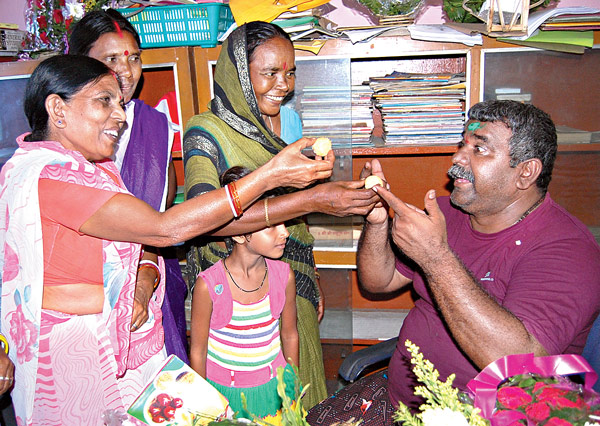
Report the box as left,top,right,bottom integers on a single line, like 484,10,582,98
350,142,600,156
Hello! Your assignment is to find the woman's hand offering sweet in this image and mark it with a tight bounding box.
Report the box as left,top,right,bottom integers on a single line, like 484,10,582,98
261,137,335,189
309,180,380,217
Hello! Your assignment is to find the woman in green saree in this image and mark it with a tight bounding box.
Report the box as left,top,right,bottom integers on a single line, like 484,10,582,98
183,21,378,408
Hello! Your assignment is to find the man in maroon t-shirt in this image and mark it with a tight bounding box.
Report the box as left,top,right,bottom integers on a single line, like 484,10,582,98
357,100,600,410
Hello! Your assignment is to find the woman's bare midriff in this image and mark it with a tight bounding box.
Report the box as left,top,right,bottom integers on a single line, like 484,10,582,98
42,284,105,315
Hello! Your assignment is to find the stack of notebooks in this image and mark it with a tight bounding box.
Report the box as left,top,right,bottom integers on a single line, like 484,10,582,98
299,86,353,148
369,71,466,145
351,84,376,147
298,84,377,148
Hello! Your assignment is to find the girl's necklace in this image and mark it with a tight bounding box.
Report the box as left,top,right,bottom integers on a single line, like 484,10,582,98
223,259,268,293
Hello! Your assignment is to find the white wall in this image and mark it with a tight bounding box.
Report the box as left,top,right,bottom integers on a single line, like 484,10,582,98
0,0,27,30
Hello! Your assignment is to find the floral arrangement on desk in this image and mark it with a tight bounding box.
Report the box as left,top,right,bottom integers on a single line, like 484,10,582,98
23,0,122,57
395,340,600,426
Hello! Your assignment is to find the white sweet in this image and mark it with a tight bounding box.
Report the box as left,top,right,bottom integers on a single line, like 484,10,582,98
312,137,332,157
364,175,384,189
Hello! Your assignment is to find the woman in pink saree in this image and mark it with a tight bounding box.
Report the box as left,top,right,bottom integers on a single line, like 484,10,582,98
0,54,334,425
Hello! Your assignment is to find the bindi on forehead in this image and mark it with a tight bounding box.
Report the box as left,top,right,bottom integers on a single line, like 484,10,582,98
124,50,129,56
283,62,287,71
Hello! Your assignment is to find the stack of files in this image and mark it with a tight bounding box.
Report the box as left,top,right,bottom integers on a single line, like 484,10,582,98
273,14,320,34
298,86,353,148
377,10,417,27
540,12,600,31
351,84,375,147
369,71,466,145
273,10,341,41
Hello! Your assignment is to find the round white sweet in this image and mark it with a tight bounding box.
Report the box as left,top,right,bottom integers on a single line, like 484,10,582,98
312,137,332,157
364,175,384,189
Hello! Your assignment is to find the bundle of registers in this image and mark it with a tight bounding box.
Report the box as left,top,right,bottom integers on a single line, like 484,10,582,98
297,84,375,149
369,71,467,145
128,355,234,425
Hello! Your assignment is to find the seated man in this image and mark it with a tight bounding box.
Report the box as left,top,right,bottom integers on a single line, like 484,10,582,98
355,100,600,410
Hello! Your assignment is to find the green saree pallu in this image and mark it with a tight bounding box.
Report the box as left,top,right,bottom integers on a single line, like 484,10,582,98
183,24,328,408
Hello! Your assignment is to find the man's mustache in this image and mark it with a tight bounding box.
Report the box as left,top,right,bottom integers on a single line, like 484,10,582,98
448,164,474,183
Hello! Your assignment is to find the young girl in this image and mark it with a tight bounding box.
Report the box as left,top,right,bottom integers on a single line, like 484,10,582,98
190,166,300,421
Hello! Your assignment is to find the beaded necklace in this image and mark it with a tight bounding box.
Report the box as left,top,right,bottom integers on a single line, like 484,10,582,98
223,258,268,293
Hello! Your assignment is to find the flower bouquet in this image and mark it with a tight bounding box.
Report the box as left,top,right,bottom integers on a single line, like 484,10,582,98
23,0,122,57
395,340,600,426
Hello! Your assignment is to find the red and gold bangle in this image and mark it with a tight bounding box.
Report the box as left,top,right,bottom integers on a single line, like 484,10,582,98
139,259,161,290
224,184,239,218
229,181,243,217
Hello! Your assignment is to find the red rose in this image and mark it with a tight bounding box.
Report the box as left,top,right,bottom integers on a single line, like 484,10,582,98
533,382,548,393
65,17,73,31
537,386,569,405
545,417,574,426
553,396,585,409
498,387,533,409
53,9,63,25
58,0,65,5
39,31,49,44
524,402,550,422
36,0,44,9
37,15,48,29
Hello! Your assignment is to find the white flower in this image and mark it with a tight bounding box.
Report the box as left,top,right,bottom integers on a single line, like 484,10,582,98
421,407,470,426
65,0,85,20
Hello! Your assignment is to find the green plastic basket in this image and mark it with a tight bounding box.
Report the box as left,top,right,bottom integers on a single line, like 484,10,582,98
115,3,234,48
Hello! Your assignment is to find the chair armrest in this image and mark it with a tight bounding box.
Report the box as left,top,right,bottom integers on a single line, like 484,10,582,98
338,337,398,382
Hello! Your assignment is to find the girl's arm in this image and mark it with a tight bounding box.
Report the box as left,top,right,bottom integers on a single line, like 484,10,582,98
280,268,299,368
189,276,212,378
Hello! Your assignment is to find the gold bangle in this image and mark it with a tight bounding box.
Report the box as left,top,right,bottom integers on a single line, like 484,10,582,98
264,198,271,228
0,334,9,354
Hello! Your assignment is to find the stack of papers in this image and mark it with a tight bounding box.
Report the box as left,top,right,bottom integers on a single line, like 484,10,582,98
370,71,466,145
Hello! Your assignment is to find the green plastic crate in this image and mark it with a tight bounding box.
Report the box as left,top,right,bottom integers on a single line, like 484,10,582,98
115,3,234,48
